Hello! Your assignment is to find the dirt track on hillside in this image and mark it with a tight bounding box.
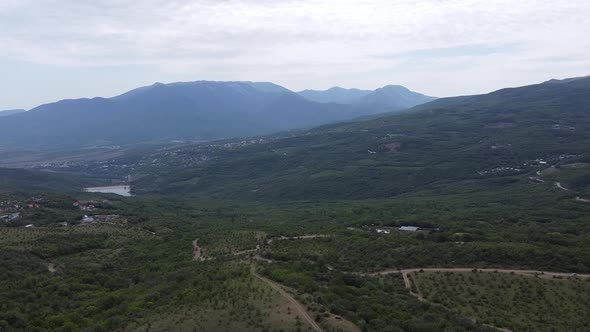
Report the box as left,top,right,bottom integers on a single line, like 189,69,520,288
251,266,323,332
366,268,590,289
192,239,204,261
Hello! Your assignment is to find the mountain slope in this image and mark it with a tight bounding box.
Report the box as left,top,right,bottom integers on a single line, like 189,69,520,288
0,168,96,193
357,85,436,111
0,109,26,117
298,85,436,113
0,81,360,149
298,87,372,104
133,76,590,200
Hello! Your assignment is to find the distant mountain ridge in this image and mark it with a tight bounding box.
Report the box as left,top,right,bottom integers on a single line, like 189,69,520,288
0,81,355,149
0,80,437,149
0,109,26,117
298,85,436,112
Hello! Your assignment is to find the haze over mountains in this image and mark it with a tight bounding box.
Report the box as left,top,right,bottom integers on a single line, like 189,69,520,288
0,109,26,117
298,85,436,110
0,81,434,150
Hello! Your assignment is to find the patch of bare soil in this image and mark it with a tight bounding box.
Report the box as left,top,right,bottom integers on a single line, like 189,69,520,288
46,263,58,273
192,239,205,261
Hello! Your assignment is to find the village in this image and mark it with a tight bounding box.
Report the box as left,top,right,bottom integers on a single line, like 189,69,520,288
72,199,126,224
0,195,127,228
477,153,581,177
0,195,48,222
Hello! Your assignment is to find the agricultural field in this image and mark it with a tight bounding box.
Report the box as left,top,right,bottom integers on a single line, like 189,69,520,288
413,271,590,331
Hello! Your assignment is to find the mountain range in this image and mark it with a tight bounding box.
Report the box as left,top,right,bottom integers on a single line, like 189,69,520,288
298,85,436,110
0,81,434,150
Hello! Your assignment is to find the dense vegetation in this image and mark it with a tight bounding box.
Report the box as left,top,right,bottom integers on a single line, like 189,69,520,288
2,77,590,331
2,187,589,331
131,77,590,201
413,271,590,331
0,168,97,193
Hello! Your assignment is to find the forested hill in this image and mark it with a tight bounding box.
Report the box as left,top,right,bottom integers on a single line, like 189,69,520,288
0,168,95,193
0,81,436,150
133,76,590,200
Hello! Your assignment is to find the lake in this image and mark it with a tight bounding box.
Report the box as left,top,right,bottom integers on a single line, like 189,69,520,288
84,185,132,196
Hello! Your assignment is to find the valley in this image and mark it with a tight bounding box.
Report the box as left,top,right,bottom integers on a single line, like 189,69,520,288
2,0,588,330
1,77,590,331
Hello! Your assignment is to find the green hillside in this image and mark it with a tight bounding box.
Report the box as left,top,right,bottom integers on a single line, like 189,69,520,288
0,168,96,193
3,77,590,332
134,76,590,200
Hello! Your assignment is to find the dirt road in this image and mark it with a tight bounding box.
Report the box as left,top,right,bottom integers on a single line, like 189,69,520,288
359,267,589,331
192,239,205,261
365,267,590,294
251,266,323,332
555,182,570,191
268,234,332,244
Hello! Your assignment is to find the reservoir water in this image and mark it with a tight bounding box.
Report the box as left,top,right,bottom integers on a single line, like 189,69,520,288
84,185,132,196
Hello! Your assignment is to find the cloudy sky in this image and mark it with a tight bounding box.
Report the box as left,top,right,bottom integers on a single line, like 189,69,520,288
1,0,589,109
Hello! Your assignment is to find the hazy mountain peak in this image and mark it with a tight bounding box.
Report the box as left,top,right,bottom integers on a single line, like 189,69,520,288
543,75,590,85
298,84,436,113
378,85,410,91
0,80,361,149
298,87,372,104
0,109,26,117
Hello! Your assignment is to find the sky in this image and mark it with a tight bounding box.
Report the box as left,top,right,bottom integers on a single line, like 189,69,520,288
1,0,589,110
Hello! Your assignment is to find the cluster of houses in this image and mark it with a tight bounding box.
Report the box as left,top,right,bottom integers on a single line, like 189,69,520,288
74,199,113,212
348,225,439,234
0,196,50,223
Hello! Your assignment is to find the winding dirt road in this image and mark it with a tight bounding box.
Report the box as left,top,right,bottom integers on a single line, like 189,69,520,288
555,182,570,191
367,268,590,290
251,266,323,332
192,239,205,261
368,267,590,332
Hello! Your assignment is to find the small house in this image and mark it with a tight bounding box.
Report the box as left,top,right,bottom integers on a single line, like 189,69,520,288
81,215,95,223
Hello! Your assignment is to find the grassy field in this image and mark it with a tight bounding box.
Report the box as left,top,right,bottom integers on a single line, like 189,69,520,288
413,271,590,331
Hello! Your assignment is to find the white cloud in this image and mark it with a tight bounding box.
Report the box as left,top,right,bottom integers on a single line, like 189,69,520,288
1,0,589,107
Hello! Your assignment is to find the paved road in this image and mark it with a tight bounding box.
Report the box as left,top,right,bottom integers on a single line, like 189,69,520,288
251,266,323,332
